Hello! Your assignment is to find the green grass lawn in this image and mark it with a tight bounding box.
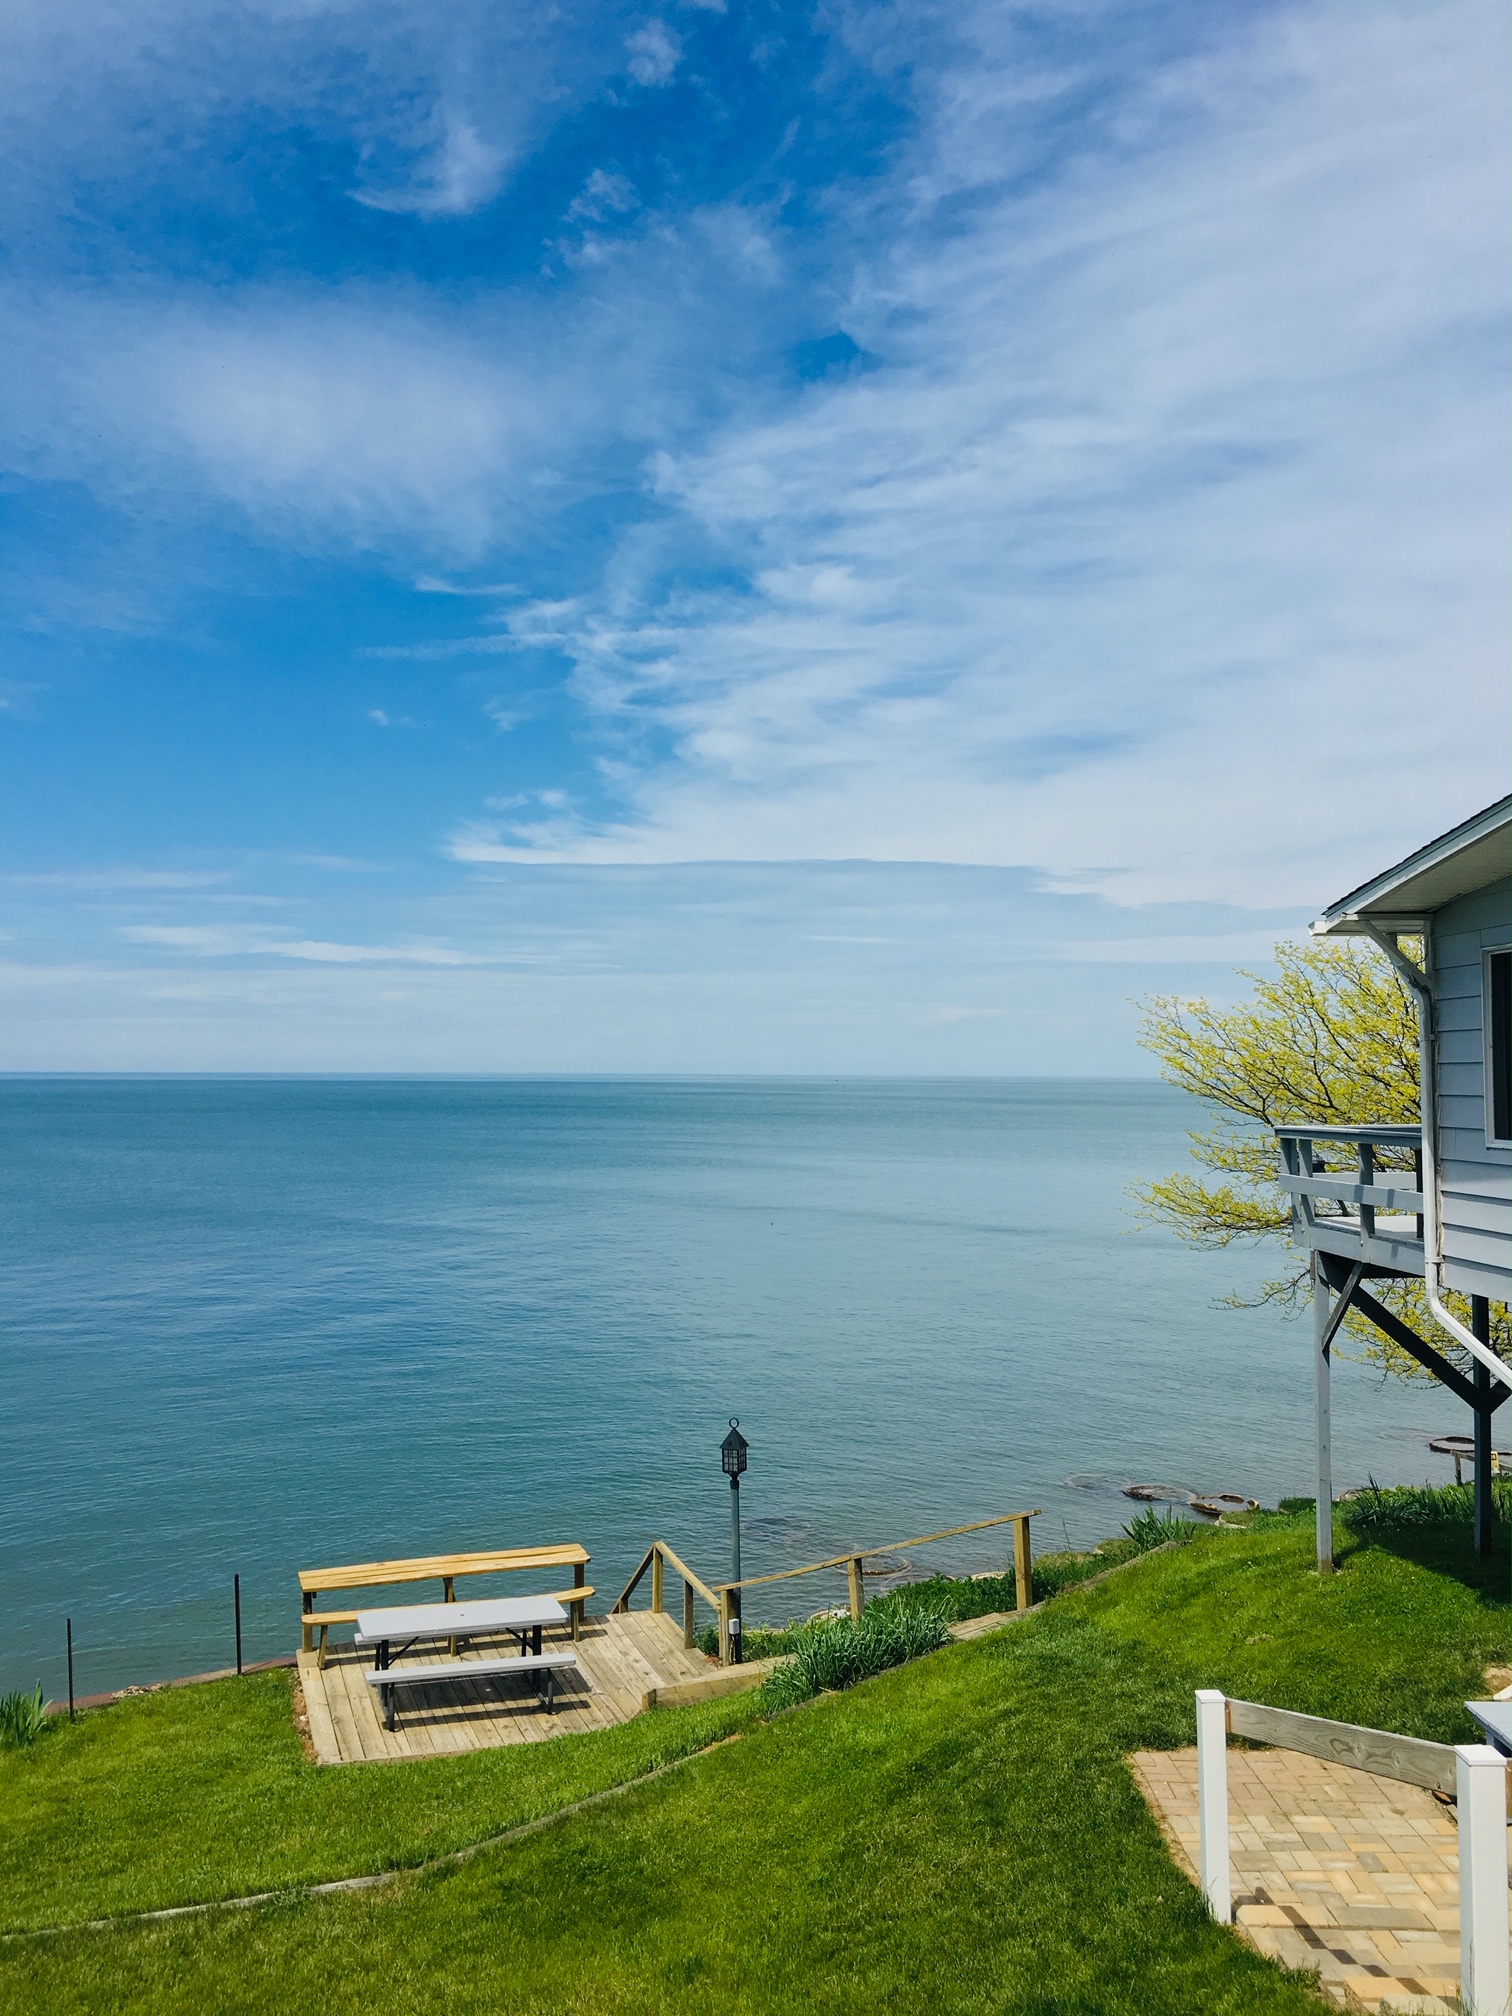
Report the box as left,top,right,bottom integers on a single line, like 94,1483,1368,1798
0,1677,761,1933
1,1507,1504,2014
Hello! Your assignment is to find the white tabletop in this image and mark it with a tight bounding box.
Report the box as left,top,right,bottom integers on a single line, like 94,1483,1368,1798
356,1595,568,1640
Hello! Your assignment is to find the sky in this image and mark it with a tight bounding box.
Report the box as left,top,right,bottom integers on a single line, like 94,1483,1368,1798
0,0,1505,1072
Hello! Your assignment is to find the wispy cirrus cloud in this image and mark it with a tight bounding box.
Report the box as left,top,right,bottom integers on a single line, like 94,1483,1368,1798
0,0,1504,1008
439,0,1508,903
122,924,500,966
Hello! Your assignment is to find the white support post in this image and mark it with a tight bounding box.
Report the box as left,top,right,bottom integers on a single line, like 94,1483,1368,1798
1457,1744,1510,2016
1312,1252,1333,1574
1196,1689,1231,1924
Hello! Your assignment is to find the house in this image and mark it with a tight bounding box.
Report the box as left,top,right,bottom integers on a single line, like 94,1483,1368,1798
1277,796,1510,1568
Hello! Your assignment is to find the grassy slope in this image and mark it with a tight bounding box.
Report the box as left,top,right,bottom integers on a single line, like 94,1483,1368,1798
2,1512,1504,2016
0,1679,760,1931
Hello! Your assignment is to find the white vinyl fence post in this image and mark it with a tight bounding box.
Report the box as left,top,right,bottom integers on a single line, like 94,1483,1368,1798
1195,1689,1231,1924
1456,1744,1510,2016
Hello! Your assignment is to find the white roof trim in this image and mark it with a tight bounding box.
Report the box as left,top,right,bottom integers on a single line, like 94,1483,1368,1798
1312,798,1511,936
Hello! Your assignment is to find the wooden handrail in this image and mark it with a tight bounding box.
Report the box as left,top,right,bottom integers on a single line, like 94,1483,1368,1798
650,1541,722,1612
615,1510,1039,1669
611,1540,720,1616
710,1510,1041,1593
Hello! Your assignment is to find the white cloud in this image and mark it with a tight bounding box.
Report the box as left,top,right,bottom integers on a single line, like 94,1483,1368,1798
122,924,489,965
1,291,577,555
443,0,1508,906
567,169,639,222
626,21,681,86
352,112,507,218
3,855,1303,1071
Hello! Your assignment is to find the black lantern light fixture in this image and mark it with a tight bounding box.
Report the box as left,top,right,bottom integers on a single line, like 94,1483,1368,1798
720,1418,749,1661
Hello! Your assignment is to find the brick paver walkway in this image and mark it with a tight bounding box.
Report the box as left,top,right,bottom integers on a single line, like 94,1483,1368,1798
1131,1747,1462,2014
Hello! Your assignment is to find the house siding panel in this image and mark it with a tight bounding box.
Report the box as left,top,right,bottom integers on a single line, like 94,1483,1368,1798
1431,881,1510,1298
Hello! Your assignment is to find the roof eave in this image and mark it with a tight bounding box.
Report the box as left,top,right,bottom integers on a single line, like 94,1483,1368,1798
1311,797,1511,939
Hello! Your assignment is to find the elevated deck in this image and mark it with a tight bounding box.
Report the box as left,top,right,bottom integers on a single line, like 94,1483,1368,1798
1277,1125,1424,1279
297,1609,716,1766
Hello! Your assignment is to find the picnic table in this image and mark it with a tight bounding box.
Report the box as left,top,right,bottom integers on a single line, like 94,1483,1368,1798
357,1594,577,1732
298,1542,593,1664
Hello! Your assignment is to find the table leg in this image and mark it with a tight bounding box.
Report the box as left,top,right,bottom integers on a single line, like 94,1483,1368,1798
532,1624,542,1656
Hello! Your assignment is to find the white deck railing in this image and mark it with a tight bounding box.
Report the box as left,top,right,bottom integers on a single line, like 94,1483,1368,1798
1276,1123,1424,1277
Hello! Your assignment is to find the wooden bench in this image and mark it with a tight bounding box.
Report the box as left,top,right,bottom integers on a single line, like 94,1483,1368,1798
364,1650,576,1731
299,1544,592,1665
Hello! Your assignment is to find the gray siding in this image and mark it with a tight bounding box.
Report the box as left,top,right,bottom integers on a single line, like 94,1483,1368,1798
1432,878,1510,1299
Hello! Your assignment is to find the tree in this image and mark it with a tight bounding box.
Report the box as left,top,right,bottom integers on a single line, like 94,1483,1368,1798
1134,936,1507,1375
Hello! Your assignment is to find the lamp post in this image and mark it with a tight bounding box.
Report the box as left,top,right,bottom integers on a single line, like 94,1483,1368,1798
721,1418,748,1663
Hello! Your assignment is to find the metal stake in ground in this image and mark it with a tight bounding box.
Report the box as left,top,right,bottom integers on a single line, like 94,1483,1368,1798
66,1617,74,1722
721,1418,748,1663
234,1573,243,1676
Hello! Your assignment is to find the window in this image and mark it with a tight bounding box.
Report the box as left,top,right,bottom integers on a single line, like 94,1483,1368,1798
1487,947,1511,1146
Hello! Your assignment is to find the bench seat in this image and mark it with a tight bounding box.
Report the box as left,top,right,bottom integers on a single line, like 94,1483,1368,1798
364,1651,577,1730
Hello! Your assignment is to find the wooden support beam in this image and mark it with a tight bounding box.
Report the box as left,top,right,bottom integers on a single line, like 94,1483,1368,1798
683,1577,696,1650
1013,1515,1033,1612
651,1549,664,1616
1314,1253,1334,1574
1350,1283,1507,1412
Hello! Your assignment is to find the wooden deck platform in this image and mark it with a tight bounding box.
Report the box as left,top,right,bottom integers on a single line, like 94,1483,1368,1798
297,1610,718,1766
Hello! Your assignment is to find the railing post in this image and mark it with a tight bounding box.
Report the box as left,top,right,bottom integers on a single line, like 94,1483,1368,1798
847,1556,865,1623
716,1591,730,1667
1358,1139,1375,1240
1013,1515,1033,1611
1195,1690,1231,1923
1457,1744,1510,2016
1312,1251,1334,1575
683,1577,696,1650
651,1547,664,1615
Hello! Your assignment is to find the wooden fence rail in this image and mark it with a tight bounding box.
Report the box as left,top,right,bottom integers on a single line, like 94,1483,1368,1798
1195,1690,1509,2016
613,1510,1040,1668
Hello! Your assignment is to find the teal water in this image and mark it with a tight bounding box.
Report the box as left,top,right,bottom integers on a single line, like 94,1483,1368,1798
1,1078,1446,1698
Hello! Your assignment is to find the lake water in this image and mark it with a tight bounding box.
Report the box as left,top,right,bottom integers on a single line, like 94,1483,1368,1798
0,1077,1451,1698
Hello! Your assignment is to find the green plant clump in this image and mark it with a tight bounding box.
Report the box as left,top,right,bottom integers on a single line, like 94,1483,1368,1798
1344,1477,1509,1534
1122,1508,1200,1553
0,1684,47,1750
761,1604,950,1709
695,1620,804,1661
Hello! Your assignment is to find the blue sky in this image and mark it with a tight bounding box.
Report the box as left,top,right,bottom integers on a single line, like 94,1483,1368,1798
0,0,1505,1070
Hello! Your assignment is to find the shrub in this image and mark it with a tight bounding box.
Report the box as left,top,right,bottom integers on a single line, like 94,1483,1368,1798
761,1604,951,1711
1121,1508,1198,1553
1344,1478,1509,1535
0,1684,47,1750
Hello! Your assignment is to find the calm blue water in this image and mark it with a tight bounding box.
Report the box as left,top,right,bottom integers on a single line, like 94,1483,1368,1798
1,1078,1449,1697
